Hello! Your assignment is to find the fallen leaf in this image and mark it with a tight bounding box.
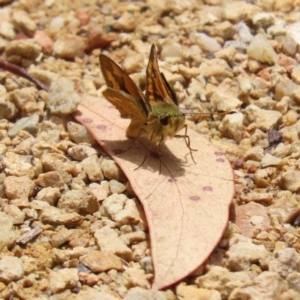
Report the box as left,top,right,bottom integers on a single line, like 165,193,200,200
74,95,235,290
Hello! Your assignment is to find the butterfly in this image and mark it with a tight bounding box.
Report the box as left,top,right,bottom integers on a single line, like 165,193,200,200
99,44,196,169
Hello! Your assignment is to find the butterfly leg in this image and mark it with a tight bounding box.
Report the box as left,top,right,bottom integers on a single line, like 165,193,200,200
175,124,197,164
134,130,155,170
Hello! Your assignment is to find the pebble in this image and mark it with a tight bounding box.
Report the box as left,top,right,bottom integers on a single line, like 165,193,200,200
36,187,60,206
0,212,16,251
5,39,42,67
65,290,120,300
261,153,281,167
34,30,53,55
109,179,126,194
280,170,300,192
100,158,126,181
48,268,78,293
229,272,287,299
80,250,123,273
53,34,85,59
12,10,36,37
0,96,17,120
0,21,16,40
94,226,133,261
2,204,25,224
223,2,260,22
40,206,83,227
247,33,277,64
219,112,244,143
176,284,221,300
244,104,282,131
48,78,81,115
81,154,104,182
57,189,99,214
34,171,65,190
7,114,39,138
67,122,95,145
0,256,24,283
123,287,167,300
3,175,35,200
225,239,269,271
189,32,221,52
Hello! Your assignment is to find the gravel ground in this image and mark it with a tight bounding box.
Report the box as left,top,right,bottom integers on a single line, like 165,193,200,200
1,0,300,299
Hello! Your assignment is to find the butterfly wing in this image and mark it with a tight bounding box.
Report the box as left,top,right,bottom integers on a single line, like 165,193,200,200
146,45,179,106
102,88,147,120
99,54,150,120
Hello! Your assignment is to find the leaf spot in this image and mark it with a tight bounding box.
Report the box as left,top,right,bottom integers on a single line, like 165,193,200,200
203,186,213,191
216,158,225,163
113,148,124,155
97,124,107,131
189,195,201,201
214,151,223,156
168,178,177,183
82,118,93,124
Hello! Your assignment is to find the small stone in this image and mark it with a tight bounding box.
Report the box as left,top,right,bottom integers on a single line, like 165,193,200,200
67,145,97,161
213,21,236,40
95,226,133,261
189,32,221,52
291,66,300,84
124,267,150,289
57,189,99,215
12,10,36,37
4,175,35,200
2,204,25,224
80,250,123,273
0,256,24,283
7,114,39,138
0,212,16,251
261,153,281,167
34,171,65,190
225,240,269,271
49,268,78,293
219,112,244,143
65,290,120,300
214,46,236,62
47,78,81,115
0,95,17,120
67,121,95,144
275,79,298,101
199,59,233,80
280,170,300,192
36,187,61,206
252,12,275,28
40,206,83,227
78,272,99,286
81,154,104,182
34,30,53,55
123,53,144,73
176,283,221,300
235,202,270,238
282,35,298,57
3,152,35,179
123,287,166,300
286,272,300,292
253,167,277,188
53,34,85,59
113,12,138,31
222,2,261,23
90,182,109,201
100,158,125,181
101,194,127,219
5,39,41,67
229,272,287,300
0,21,16,40
120,231,146,245
161,42,183,60
247,33,277,64
109,179,126,194
244,105,282,131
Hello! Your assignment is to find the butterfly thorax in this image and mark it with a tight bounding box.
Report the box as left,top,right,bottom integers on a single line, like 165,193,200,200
141,102,185,143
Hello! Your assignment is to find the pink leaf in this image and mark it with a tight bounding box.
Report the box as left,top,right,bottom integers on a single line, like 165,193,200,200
74,94,235,290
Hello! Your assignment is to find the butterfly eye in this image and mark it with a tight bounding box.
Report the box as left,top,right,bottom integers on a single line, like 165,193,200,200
160,115,169,126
